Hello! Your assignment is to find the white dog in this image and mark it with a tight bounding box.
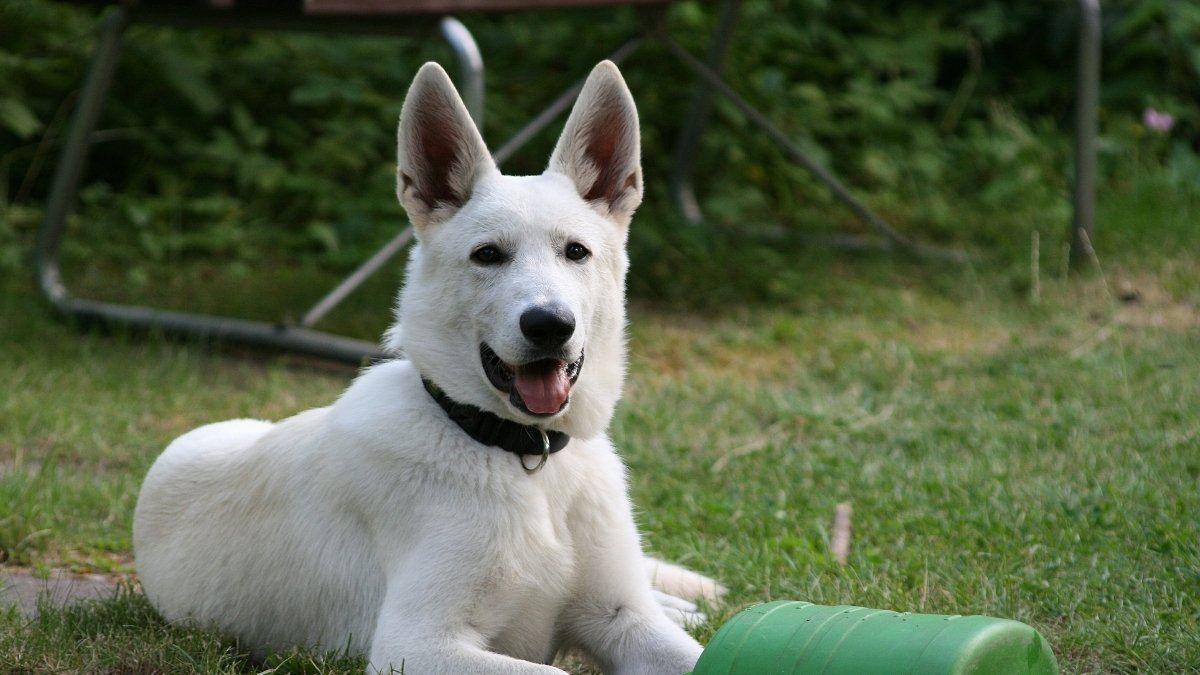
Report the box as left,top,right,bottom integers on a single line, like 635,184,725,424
133,61,723,674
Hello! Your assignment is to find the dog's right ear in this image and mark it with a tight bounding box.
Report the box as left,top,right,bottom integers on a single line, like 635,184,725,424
396,63,496,232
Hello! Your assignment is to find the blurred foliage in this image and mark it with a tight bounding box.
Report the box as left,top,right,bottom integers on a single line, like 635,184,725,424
0,0,1198,302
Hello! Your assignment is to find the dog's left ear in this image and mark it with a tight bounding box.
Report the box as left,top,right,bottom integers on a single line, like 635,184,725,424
547,61,643,227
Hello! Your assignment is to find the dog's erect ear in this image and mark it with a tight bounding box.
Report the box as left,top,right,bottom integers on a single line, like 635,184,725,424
547,61,643,226
397,62,496,231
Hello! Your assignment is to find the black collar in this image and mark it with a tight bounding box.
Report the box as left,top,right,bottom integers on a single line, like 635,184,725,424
422,378,570,471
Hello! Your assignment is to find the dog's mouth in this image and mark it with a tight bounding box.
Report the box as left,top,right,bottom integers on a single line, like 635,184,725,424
481,343,584,417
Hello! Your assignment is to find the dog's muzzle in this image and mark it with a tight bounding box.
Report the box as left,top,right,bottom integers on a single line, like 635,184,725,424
480,343,584,417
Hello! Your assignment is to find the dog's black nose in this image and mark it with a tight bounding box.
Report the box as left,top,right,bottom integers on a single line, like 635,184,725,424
520,303,575,348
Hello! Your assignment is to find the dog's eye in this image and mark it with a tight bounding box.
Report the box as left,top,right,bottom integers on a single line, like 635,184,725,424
471,245,505,265
565,242,590,262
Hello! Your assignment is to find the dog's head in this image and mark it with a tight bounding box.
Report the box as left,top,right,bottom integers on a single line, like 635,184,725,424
387,61,641,439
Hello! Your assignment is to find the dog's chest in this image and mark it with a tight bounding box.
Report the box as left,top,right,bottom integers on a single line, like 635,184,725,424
473,470,582,660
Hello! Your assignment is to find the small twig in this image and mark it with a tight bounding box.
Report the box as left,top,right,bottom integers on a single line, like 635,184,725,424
13,89,79,205
1078,229,1134,406
940,35,981,133
1079,229,1108,294
849,354,913,430
710,422,783,473
831,502,852,565
849,402,896,430
2,128,141,204
1069,324,1114,360
920,562,930,610
1030,230,1041,305
1167,426,1200,449
709,438,769,473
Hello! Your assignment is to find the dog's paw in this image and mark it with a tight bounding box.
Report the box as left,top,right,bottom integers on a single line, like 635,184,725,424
653,589,707,628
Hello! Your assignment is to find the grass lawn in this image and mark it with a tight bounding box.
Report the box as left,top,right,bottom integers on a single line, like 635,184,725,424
2,177,1198,672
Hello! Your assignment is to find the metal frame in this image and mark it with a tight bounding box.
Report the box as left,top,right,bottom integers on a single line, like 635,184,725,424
50,0,1092,364
668,0,741,225
33,5,649,365
1070,0,1101,269
34,5,486,364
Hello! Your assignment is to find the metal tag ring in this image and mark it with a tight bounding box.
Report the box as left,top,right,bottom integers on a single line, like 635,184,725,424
521,430,551,474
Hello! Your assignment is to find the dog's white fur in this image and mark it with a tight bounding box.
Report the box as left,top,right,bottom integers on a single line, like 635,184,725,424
134,62,721,674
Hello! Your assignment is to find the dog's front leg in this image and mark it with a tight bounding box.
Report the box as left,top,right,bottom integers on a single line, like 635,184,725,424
368,625,565,674
369,597,567,674
368,557,567,674
567,598,702,675
563,470,704,674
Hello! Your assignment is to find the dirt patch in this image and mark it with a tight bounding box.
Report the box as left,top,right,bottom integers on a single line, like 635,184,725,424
903,316,1013,357
632,314,803,382
1113,272,1200,330
0,567,124,617
0,438,56,475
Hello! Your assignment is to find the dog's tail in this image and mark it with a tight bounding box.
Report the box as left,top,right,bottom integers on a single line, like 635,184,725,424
644,557,726,606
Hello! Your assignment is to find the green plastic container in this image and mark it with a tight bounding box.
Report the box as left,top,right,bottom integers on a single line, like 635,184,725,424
692,601,1058,675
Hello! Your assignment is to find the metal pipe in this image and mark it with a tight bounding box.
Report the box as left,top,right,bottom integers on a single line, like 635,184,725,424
300,227,414,328
63,297,386,363
35,6,129,305
669,0,743,224
1070,0,1101,270
439,16,485,129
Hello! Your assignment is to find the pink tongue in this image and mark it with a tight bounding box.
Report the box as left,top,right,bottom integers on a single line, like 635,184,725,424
514,362,571,414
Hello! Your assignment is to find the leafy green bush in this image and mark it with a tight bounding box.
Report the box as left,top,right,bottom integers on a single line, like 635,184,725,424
0,0,1197,295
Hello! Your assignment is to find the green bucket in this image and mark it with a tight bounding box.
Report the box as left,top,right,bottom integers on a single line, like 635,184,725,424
692,601,1058,675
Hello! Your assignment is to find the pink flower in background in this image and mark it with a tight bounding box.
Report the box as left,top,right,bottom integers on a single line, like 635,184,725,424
1142,108,1175,133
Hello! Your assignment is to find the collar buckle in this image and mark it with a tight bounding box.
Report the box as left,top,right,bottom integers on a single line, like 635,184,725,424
520,429,551,474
